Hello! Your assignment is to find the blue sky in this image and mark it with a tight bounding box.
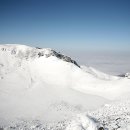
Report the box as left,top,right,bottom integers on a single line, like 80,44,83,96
0,0,130,51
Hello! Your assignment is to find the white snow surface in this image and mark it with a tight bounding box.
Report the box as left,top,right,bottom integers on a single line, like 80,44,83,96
0,44,130,130
65,114,101,130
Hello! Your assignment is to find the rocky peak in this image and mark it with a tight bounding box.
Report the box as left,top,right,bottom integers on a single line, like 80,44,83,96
0,44,80,67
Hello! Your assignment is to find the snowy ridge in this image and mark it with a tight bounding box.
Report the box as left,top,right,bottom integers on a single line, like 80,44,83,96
0,44,80,67
81,65,118,80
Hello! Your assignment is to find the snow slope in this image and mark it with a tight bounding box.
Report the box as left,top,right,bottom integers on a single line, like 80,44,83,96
0,44,130,129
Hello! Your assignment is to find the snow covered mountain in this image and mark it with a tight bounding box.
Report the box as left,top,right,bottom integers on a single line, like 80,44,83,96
0,44,130,130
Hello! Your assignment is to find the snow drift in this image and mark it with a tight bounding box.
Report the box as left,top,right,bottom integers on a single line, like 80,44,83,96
65,114,102,130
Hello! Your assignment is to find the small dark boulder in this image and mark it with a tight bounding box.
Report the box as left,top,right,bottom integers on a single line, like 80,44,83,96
38,52,44,57
98,127,104,130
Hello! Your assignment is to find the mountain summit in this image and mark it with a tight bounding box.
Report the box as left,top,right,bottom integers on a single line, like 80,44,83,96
0,44,80,67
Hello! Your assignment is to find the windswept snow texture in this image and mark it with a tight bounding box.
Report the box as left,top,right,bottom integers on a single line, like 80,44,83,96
0,44,130,130
65,114,102,130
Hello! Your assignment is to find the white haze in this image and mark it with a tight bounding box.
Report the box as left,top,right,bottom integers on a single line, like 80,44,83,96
63,50,130,75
